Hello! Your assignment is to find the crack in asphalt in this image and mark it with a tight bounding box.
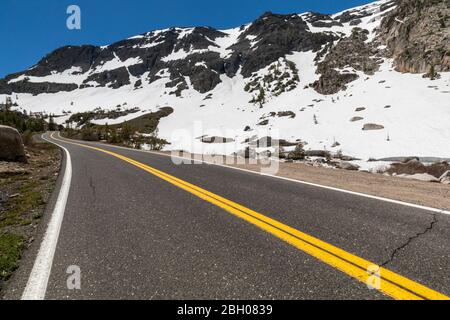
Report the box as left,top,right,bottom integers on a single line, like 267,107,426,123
84,164,97,199
380,213,438,268
89,176,97,198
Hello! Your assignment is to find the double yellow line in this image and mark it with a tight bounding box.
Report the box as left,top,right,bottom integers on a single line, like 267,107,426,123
51,133,449,300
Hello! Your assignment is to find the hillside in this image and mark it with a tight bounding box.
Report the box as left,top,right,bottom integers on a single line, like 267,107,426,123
0,0,449,160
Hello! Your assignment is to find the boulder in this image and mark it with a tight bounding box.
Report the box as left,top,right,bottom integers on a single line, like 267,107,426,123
200,136,234,144
237,147,256,159
335,161,360,171
305,150,331,158
402,156,420,163
387,159,427,176
439,170,450,185
362,123,384,131
0,125,27,163
400,173,440,183
427,161,450,178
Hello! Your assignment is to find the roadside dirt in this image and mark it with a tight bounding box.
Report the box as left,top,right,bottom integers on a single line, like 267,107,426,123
0,141,60,294
231,161,450,211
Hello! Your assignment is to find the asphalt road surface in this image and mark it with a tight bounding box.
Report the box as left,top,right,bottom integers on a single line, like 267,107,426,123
6,132,450,300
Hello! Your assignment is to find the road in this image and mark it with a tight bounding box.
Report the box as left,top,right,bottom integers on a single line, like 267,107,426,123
7,132,450,300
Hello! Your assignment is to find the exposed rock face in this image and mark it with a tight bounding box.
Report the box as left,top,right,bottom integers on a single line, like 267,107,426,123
83,66,131,89
303,12,344,28
0,80,78,95
0,125,27,163
379,0,450,74
230,12,337,78
314,28,382,94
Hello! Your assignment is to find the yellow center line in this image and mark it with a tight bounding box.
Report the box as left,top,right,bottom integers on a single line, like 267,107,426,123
50,133,450,300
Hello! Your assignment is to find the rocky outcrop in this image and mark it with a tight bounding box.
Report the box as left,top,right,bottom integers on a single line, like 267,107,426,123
314,28,382,94
0,80,78,95
227,12,337,78
387,159,450,183
302,12,344,28
0,125,27,163
379,0,450,74
83,67,130,89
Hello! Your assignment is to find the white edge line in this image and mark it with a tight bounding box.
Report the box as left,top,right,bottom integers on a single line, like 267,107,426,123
55,132,450,216
21,132,72,300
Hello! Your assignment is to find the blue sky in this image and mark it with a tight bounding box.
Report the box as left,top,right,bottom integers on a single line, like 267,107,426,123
0,0,373,77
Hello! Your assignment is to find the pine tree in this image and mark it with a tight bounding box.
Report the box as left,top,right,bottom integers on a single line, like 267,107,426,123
48,115,57,131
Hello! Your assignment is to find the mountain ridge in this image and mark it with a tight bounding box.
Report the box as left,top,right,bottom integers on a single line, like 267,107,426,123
1,0,449,160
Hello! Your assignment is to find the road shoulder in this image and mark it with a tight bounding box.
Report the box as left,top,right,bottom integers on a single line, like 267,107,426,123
0,136,64,299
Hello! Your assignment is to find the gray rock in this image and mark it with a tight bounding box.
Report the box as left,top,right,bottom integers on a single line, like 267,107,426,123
349,19,362,26
305,150,331,157
335,161,360,171
350,116,364,122
200,136,234,144
340,155,360,161
0,125,27,163
400,173,440,183
402,156,420,163
379,0,450,74
313,28,381,95
439,170,450,184
362,123,384,131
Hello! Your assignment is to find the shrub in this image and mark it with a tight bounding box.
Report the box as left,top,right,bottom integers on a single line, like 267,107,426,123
287,143,306,160
22,130,34,146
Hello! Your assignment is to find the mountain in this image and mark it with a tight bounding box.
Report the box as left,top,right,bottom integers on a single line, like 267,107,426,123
1,0,449,160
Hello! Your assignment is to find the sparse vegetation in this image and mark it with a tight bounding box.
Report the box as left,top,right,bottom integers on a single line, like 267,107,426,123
287,143,306,160
0,142,60,289
246,58,300,106
0,103,46,134
0,233,24,281
63,107,173,151
67,106,141,127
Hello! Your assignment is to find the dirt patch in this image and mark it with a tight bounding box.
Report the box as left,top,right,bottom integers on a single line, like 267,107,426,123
0,141,60,293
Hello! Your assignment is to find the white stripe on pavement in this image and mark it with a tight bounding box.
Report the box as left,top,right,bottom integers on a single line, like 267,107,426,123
22,133,72,300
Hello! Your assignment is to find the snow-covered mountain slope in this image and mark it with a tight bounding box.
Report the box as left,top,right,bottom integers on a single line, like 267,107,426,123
1,0,449,159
